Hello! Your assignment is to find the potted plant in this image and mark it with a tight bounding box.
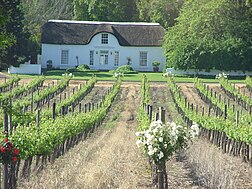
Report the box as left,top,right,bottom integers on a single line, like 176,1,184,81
46,60,53,70
126,57,132,65
152,61,161,72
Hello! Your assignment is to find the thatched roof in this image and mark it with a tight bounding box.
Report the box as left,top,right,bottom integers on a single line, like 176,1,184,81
41,20,165,46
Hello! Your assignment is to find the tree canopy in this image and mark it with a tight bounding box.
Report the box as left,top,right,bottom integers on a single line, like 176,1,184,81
163,0,252,71
136,0,183,27
74,0,137,21
0,0,29,68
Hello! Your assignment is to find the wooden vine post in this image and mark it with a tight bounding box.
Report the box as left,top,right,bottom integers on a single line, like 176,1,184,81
2,112,8,189
157,107,168,189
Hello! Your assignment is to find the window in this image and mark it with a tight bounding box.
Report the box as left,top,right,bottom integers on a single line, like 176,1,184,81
89,51,94,65
61,50,69,64
139,51,147,66
100,50,109,65
101,33,108,44
114,51,119,67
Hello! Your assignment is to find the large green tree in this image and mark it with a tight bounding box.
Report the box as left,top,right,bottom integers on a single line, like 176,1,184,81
21,0,74,63
0,7,15,50
136,0,184,28
164,0,252,71
74,0,137,21
0,6,16,70
0,0,31,67
22,0,74,45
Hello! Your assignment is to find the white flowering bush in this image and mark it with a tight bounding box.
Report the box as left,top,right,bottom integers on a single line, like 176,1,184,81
162,71,174,78
215,72,228,80
62,72,74,78
136,120,199,164
113,72,124,78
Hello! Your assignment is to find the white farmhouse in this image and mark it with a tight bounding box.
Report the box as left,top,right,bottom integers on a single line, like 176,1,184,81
41,20,166,71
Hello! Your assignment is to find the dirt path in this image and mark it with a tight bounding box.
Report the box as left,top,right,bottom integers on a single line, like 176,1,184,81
17,83,152,189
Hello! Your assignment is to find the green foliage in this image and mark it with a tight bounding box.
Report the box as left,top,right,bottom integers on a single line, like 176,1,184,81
74,0,137,21
137,75,150,131
245,76,252,89
8,77,121,159
0,75,20,90
0,7,16,52
152,61,161,67
0,0,32,67
114,65,137,74
77,64,90,71
136,0,183,28
167,75,252,145
218,77,252,107
164,0,252,71
7,76,71,126
22,0,74,54
0,76,45,102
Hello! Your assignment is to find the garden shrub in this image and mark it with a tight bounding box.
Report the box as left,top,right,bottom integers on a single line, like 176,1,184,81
114,65,138,74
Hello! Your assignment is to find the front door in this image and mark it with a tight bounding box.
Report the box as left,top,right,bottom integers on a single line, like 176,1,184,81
99,50,109,69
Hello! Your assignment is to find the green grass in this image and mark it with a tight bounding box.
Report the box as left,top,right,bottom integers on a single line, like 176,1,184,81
3,69,247,83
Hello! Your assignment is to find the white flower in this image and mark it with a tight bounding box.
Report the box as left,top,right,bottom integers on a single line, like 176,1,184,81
158,151,164,159
190,122,200,138
114,72,124,78
154,147,158,152
136,120,197,163
148,145,155,156
135,132,143,137
164,143,167,149
146,133,155,145
136,140,143,147
153,127,159,134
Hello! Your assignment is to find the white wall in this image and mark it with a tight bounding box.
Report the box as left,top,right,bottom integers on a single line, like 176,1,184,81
41,33,166,71
8,64,41,75
166,68,252,76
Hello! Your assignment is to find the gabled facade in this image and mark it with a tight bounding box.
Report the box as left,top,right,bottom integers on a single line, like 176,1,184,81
41,20,166,71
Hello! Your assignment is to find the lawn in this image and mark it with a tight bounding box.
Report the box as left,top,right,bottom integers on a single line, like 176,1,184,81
5,69,246,83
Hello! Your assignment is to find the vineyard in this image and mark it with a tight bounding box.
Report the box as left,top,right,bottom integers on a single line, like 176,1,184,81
0,75,252,188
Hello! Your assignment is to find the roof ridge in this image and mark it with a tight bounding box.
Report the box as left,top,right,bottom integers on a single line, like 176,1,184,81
48,19,161,26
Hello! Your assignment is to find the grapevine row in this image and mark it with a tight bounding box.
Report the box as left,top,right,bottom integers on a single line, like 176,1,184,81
0,75,72,128
137,75,151,131
219,77,252,107
7,77,122,159
194,78,252,124
245,76,252,90
12,75,71,111
0,76,45,103
0,75,20,92
168,76,252,148
43,75,97,117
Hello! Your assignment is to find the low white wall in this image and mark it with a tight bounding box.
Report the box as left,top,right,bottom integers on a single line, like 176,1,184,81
8,64,41,75
166,68,252,76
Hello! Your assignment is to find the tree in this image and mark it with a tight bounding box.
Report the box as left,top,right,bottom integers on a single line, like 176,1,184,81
22,0,74,43
0,0,31,67
0,6,16,70
163,0,252,71
74,0,137,21
21,0,74,62
0,7,15,50
136,0,184,28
